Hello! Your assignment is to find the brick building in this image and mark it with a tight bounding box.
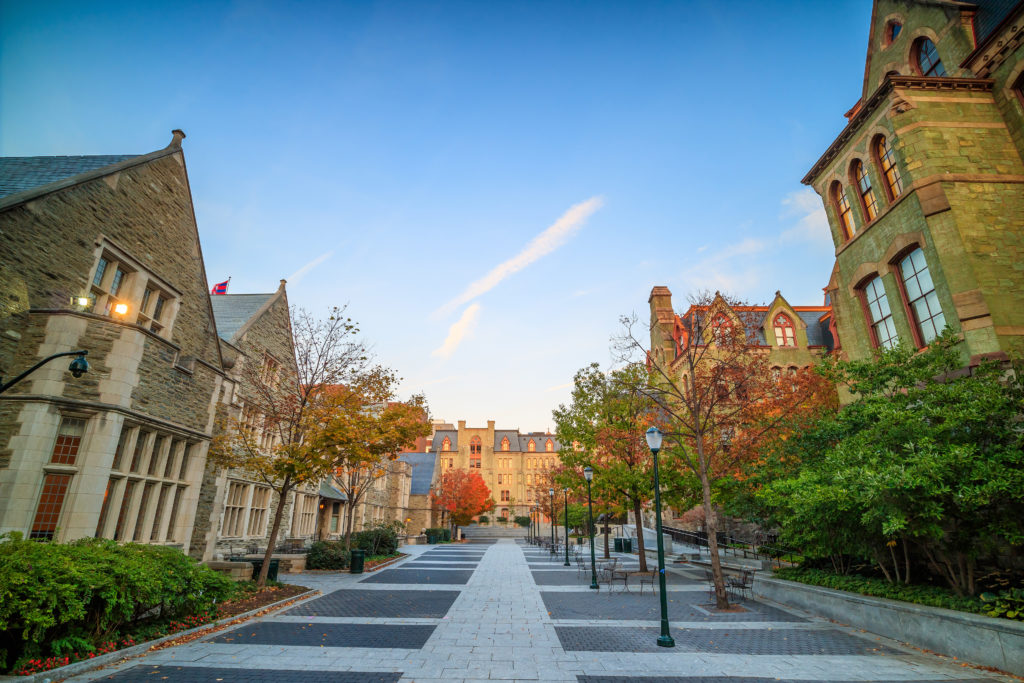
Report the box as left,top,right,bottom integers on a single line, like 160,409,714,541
0,131,228,548
805,0,1024,364
432,420,562,522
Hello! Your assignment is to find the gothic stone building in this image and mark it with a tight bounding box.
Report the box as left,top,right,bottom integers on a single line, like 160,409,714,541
432,420,562,522
0,131,228,548
806,0,1024,364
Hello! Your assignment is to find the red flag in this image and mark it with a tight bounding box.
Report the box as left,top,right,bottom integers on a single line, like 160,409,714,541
211,279,230,295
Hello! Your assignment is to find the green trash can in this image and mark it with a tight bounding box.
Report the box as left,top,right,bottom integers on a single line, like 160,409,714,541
622,538,633,553
426,533,437,544
350,549,365,574
613,537,623,553
245,558,279,582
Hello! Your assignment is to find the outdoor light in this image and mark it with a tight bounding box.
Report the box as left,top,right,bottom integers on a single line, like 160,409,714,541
583,466,593,482
583,467,598,589
113,303,128,315
645,426,663,452
563,487,571,566
73,296,91,308
68,353,89,379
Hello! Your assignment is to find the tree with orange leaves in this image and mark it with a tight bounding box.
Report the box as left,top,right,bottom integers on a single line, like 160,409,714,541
618,291,836,608
431,470,495,535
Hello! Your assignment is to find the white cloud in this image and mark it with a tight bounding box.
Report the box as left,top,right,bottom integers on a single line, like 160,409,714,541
677,237,770,297
435,196,605,317
545,382,573,392
287,250,335,284
779,188,831,247
432,304,482,359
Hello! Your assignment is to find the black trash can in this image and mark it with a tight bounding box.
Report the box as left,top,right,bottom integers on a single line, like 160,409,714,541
426,533,437,544
613,537,623,553
243,558,279,582
350,549,366,574
622,538,633,553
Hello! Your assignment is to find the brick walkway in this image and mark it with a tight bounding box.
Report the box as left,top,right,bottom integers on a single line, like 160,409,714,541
66,540,1010,683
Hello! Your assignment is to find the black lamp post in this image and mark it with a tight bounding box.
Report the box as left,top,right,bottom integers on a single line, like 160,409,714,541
583,466,598,590
0,350,89,394
645,426,675,648
563,487,571,566
549,487,555,548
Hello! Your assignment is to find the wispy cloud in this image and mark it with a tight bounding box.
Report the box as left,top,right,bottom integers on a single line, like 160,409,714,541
545,382,574,392
677,237,770,296
433,304,482,359
287,250,335,284
779,188,831,247
434,196,605,317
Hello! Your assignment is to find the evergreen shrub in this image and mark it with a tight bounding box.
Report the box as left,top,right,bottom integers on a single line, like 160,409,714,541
306,541,350,570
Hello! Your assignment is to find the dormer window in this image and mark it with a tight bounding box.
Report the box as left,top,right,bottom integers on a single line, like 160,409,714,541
545,439,554,452
527,439,536,452
773,314,796,347
914,38,945,77
710,313,733,345
501,437,510,451
441,437,451,452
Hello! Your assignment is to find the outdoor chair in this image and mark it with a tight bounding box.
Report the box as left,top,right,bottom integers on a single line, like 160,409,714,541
727,569,755,602
637,569,657,595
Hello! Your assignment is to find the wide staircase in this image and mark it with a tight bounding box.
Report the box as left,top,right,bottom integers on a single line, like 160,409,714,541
461,525,527,541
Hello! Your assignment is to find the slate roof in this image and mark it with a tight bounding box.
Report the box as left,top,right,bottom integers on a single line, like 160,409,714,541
974,0,1021,44
432,430,457,453
397,452,437,495
519,433,561,452
795,310,832,348
493,430,519,450
209,293,274,342
0,155,139,199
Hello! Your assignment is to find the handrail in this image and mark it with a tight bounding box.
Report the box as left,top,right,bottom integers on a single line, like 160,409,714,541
658,524,802,569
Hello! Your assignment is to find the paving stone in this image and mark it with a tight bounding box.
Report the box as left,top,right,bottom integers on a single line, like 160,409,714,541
207,622,436,648
576,679,998,683
94,666,401,682
554,626,899,654
541,592,805,622
405,561,479,568
286,589,460,618
360,568,475,584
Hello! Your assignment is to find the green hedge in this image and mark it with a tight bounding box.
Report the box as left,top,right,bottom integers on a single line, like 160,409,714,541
773,567,1023,621
424,528,451,542
354,526,399,556
306,541,349,570
0,535,234,672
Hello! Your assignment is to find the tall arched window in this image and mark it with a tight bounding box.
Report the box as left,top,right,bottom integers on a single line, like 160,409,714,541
501,436,510,451
831,181,855,240
773,313,796,347
861,275,899,349
875,136,903,200
851,160,878,221
914,38,945,76
710,313,733,345
545,439,554,452
441,437,451,452
528,439,536,452
469,436,481,469
898,247,946,345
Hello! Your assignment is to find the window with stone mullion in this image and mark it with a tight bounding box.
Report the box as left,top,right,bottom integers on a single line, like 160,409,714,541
899,248,946,345
863,276,899,349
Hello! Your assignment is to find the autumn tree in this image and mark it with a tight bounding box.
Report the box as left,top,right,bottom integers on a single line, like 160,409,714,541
210,306,373,585
553,363,663,571
618,292,836,608
431,470,495,535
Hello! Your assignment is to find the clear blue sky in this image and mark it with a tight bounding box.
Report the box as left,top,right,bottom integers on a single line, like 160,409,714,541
1,0,871,431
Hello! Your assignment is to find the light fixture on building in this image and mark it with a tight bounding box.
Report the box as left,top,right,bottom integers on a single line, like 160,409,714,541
113,303,128,315
68,353,90,378
72,296,92,309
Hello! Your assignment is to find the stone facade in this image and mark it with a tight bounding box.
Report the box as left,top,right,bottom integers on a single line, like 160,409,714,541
0,132,226,548
432,420,562,522
805,0,1024,365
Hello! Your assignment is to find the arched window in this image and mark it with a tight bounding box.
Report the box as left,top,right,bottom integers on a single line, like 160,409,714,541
441,437,451,452
831,181,855,240
898,247,946,345
884,20,902,46
773,313,796,347
874,136,903,200
528,439,536,452
770,366,781,383
545,439,554,452
861,275,899,349
914,38,946,76
851,160,878,221
501,436,510,451
710,313,733,345
469,436,481,469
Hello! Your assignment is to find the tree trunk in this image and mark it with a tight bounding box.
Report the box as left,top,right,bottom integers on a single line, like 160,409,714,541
343,498,357,551
700,453,729,609
258,475,291,587
603,517,610,559
633,498,648,572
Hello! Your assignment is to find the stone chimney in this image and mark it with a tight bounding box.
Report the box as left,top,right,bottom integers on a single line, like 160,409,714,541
169,129,186,148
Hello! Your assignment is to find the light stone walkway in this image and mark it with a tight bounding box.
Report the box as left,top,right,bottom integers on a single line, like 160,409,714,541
65,540,1012,683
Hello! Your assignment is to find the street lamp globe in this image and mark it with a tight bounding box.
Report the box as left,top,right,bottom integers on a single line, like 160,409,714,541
583,466,593,482
645,426,663,452
68,353,90,378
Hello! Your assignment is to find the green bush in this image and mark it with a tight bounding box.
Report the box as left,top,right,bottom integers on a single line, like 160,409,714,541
354,522,400,556
0,535,234,671
306,541,349,570
773,567,1024,620
514,516,531,528
477,515,489,524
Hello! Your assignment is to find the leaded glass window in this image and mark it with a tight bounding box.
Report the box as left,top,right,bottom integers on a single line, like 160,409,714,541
863,276,898,349
899,247,946,345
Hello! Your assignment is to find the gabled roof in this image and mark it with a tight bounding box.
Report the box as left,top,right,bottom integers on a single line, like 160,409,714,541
494,430,519,450
209,293,275,342
397,452,438,495
973,0,1022,43
0,155,139,199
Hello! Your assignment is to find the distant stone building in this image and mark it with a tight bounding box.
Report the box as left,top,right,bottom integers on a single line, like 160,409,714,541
189,282,323,560
805,0,1024,364
432,420,562,522
0,131,228,548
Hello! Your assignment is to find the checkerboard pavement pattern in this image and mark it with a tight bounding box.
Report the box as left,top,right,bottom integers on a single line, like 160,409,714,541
64,540,1012,683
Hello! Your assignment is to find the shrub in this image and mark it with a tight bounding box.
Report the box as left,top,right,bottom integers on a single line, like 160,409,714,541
514,516,531,528
306,541,349,570
0,535,234,671
477,515,489,524
354,522,400,556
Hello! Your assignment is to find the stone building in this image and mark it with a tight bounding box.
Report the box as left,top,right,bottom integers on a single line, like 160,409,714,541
648,287,836,375
0,131,228,548
189,282,323,560
432,420,562,522
805,0,1024,364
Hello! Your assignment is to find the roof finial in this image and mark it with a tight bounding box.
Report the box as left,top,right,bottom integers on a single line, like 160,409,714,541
169,129,186,149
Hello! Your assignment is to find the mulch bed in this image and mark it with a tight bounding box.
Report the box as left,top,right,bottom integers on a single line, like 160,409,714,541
217,583,310,619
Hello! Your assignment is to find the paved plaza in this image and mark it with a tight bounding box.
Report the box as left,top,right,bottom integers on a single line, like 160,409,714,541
66,539,1010,683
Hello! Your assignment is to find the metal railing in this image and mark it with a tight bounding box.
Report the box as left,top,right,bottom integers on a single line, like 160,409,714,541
659,524,802,570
